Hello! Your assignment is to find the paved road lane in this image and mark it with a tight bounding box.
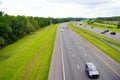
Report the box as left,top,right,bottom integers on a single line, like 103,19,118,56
60,23,120,80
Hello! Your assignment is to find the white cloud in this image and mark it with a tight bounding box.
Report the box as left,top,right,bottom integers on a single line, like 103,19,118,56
0,0,120,18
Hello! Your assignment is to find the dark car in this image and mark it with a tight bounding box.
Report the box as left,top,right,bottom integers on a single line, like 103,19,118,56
66,27,69,30
101,31,106,34
79,24,82,26
85,62,99,79
110,32,116,35
101,30,109,34
105,30,109,32
91,26,94,28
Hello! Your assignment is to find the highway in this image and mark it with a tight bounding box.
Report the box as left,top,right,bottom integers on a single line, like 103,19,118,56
75,22,120,41
59,23,120,80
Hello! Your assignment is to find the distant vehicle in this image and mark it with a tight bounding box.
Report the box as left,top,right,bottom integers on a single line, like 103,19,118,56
60,29,64,32
105,30,109,32
66,27,69,30
110,32,116,35
91,26,94,28
85,62,99,79
79,24,82,26
101,32,105,34
101,30,109,34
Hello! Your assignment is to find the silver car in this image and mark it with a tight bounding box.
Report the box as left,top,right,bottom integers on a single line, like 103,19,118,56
85,62,99,78
60,29,64,32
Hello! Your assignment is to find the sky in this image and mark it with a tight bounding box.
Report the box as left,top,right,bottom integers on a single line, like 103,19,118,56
0,0,120,18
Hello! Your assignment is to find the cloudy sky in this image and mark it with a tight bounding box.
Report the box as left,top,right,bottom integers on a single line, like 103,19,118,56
0,0,120,18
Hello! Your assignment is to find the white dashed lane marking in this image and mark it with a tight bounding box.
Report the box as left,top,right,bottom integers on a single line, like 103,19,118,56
77,64,80,69
73,54,75,58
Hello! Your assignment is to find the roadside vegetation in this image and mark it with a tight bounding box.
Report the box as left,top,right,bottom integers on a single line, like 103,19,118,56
93,16,120,25
0,11,80,48
0,24,58,80
68,23,120,63
83,17,120,33
0,11,87,80
82,22,120,33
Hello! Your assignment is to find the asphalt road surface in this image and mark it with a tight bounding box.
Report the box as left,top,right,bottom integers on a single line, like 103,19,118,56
59,23,120,80
75,22,120,41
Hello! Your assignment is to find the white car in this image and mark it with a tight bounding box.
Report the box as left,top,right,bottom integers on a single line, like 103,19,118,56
60,29,64,32
85,62,99,79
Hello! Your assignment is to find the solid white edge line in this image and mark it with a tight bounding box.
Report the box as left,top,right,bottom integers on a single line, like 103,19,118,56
60,30,66,80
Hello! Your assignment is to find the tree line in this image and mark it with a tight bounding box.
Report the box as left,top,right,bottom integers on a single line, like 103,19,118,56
0,11,86,48
94,16,120,22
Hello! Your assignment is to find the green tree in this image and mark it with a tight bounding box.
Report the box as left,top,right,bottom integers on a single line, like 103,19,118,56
25,20,35,34
28,17,39,29
117,18,120,29
0,11,3,16
87,19,94,24
0,37,5,47
10,16,27,38
0,22,11,38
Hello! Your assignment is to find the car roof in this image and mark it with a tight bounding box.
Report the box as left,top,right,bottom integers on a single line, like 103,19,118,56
86,62,96,69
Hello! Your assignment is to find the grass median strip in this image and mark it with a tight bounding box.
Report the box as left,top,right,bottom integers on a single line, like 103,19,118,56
82,22,120,33
68,23,120,63
0,24,58,80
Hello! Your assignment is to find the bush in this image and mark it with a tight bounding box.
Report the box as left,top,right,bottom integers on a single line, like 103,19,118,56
0,37,5,47
117,20,120,29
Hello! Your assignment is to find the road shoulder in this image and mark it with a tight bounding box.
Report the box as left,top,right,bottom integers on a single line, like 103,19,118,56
48,27,62,80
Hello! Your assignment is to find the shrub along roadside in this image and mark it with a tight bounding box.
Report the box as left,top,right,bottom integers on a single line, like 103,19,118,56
68,23,120,63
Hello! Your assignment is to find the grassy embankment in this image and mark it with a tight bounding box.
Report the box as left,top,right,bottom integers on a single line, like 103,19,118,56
82,22,120,33
103,21,118,25
68,23,120,63
0,24,58,80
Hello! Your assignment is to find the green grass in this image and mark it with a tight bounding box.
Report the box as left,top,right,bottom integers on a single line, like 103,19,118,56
103,21,118,25
0,24,58,80
82,22,120,33
68,23,120,63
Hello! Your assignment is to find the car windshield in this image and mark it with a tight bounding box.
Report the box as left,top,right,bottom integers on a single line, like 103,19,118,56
89,67,97,71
